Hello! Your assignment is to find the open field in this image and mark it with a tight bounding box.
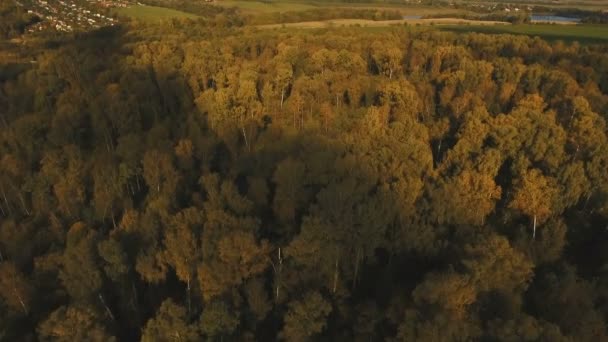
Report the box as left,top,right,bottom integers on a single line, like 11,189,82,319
113,5,199,21
461,0,608,11
214,0,318,13
215,0,466,16
441,23,608,44
258,17,509,29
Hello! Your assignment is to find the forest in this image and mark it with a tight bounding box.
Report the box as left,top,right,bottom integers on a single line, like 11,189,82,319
0,11,608,341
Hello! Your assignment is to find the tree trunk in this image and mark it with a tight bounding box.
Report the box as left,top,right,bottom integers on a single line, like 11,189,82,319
131,281,139,312
104,129,112,153
332,254,340,294
276,247,282,301
102,203,109,225
99,293,115,320
187,276,191,316
0,183,12,215
13,286,27,315
136,174,141,191
17,192,30,216
280,90,285,109
111,210,117,230
0,112,8,129
353,248,361,290
533,215,537,240
241,126,250,151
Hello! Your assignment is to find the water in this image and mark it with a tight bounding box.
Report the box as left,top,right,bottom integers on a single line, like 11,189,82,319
402,15,422,20
530,15,581,23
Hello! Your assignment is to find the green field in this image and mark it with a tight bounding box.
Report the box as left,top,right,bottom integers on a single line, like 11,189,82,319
215,0,317,13
441,24,608,44
113,5,199,22
215,0,465,16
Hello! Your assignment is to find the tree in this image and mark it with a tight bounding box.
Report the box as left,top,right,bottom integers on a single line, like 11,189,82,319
509,169,559,239
38,305,116,342
163,207,204,312
60,222,103,303
142,150,179,199
272,157,307,231
412,271,477,319
0,261,31,315
141,299,199,342
430,169,502,226
51,146,86,218
198,230,270,301
244,278,271,321
462,234,533,293
275,63,293,110
528,264,607,340
280,291,332,341
371,41,402,79
199,300,239,339
377,80,421,123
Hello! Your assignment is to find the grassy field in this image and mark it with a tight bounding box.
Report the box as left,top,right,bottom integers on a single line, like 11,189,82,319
441,24,608,44
113,5,199,22
258,17,508,29
215,0,317,13
216,0,466,16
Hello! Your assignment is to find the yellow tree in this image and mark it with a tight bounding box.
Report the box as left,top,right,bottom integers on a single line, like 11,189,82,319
432,169,502,226
371,41,402,79
509,168,559,239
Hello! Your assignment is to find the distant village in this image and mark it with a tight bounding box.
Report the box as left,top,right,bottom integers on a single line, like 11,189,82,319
16,0,128,33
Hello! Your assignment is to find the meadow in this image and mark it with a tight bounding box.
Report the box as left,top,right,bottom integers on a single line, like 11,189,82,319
215,0,465,16
441,23,608,44
214,0,317,13
258,17,508,29
111,0,608,44
113,5,199,22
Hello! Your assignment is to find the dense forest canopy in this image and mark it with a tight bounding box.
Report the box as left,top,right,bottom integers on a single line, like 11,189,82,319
1,13,608,341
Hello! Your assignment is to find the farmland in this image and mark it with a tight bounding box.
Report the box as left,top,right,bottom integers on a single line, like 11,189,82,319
214,0,318,13
113,4,199,21
441,23,608,44
216,0,466,16
258,17,509,29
